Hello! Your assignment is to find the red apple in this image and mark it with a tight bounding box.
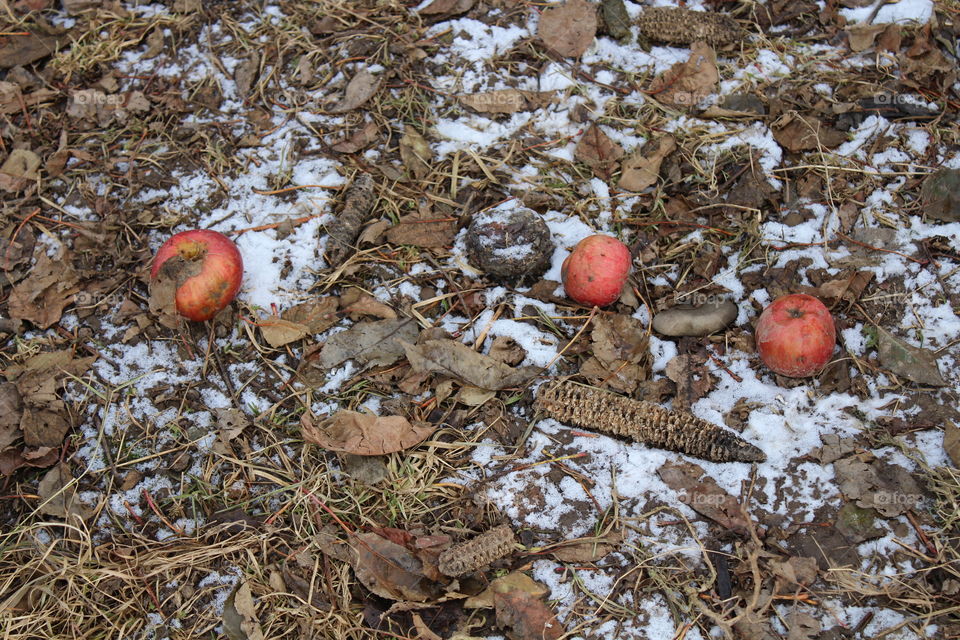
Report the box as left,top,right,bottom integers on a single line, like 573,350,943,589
151,229,243,322
755,293,835,377
561,235,631,307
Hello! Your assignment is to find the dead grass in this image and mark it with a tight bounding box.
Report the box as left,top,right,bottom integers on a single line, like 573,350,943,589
2,0,960,638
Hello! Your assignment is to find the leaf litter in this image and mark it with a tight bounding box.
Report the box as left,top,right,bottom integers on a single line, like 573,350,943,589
1,1,959,639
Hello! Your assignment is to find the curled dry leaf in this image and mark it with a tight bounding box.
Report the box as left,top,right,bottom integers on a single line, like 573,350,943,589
259,314,308,348
816,271,873,305
872,326,947,387
770,556,818,586
402,339,539,390
465,571,549,609
574,124,623,179
0,148,41,192
331,121,380,153
619,135,676,192
329,69,381,113
222,582,265,640
657,460,751,534
771,113,847,152
340,288,396,319
548,528,622,563
834,457,924,518
7,248,81,328
318,318,418,370
400,128,432,180
385,203,458,249
665,354,713,412
283,297,339,333
580,314,648,394
537,0,597,58
301,410,435,455
847,23,889,52
944,421,960,467
493,583,564,640
37,463,89,521
352,531,440,601
920,168,960,223
648,42,719,110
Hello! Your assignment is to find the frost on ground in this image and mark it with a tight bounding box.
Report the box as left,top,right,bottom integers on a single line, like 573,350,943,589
1,0,959,639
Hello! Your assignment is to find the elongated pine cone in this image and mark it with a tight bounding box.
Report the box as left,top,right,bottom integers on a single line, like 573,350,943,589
536,381,765,463
636,8,741,47
438,524,516,577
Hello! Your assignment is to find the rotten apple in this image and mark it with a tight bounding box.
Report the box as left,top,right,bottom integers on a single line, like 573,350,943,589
151,229,243,322
561,234,632,307
755,293,835,377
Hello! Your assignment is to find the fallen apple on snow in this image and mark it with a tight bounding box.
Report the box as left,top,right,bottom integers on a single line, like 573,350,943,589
150,229,243,322
561,234,632,307
755,293,835,377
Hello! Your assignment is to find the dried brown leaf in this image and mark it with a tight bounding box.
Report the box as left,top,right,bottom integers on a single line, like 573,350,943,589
771,556,818,586
259,315,308,348
834,457,924,517
493,586,563,640
465,571,549,609
400,128,432,179
619,135,676,191
0,33,61,69
352,532,439,601
537,0,597,58
402,339,538,390
648,42,718,109
318,318,418,370
580,314,648,393
847,23,887,52
548,529,622,562
664,354,713,412
331,121,380,153
385,204,458,248
222,582,265,640
340,289,396,319
37,463,89,520
147,253,202,329
283,297,339,333
874,326,947,387
657,460,750,533
329,70,381,113
574,124,623,179
301,410,435,455
817,271,873,304
772,113,847,152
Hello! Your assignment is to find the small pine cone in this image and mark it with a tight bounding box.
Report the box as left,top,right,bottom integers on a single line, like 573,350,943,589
636,7,742,47
535,381,765,463
438,525,516,577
